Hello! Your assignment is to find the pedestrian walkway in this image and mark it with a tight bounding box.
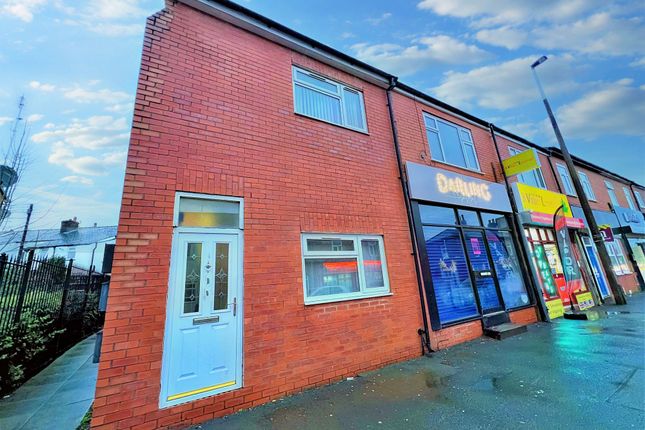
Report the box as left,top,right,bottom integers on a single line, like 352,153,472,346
0,334,98,430
194,295,645,430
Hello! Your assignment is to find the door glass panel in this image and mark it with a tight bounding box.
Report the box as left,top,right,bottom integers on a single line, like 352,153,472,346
178,198,239,228
423,226,478,324
361,239,385,288
183,242,202,313
463,230,501,313
486,230,530,309
214,243,229,310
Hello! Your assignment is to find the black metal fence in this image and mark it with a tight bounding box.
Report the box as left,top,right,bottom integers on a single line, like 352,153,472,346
0,249,108,337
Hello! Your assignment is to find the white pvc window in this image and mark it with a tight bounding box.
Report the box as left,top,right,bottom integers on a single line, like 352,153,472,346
605,181,620,208
508,146,546,189
424,114,480,171
577,171,596,201
623,187,636,210
556,164,576,196
301,234,390,304
292,66,367,132
605,241,631,275
635,190,645,209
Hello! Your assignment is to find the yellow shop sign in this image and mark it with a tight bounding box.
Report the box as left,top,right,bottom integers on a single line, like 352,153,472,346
546,298,564,319
502,148,541,177
514,182,572,218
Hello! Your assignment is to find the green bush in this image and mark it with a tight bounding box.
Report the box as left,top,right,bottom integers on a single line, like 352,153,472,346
0,308,64,394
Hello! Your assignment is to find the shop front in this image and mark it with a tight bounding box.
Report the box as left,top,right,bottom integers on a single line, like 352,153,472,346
407,162,535,334
512,183,599,318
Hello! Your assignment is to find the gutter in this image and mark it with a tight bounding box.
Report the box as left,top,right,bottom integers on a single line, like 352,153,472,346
385,78,433,354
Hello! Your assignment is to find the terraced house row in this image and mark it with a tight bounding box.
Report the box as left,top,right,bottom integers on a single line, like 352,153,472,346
92,1,645,428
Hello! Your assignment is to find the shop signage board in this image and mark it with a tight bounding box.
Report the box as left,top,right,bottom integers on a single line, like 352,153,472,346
599,225,614,242
554,206,582,296
545,298,565,319
526,211,585,228
613,207,645,235
575,291,594,310
406,162,512,212
513,182,572,218
502,148,541,177
533,243,558,297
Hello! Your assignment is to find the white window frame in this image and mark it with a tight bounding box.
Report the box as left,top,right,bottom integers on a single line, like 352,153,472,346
423,113,481,172
555,163,576,196
577,171,596,201
508,146,546,189
605,240,631,275
623,186,636,210
605,180,620,208
301,233,391,305
634,190,645,209
292,66,368,133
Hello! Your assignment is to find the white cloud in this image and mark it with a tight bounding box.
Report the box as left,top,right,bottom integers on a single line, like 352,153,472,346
48,143,127,176
532,13,645,56
366,12,392,26
557,79,645,140
352,35,490,76
29,80,56,91
63,87,132,104
0,0,47,22
27,113,44,122
431,55,578,110
630,57,645,68
32,115,130,150
416,0,599,27
475,27,528,50
105,103,132,114
0,116,12,126
340,32,355,39
60,175,94,186
91,23,144,37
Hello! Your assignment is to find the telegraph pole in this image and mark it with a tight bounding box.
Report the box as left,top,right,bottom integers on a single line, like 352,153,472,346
17,203,33,262
530,56,627,305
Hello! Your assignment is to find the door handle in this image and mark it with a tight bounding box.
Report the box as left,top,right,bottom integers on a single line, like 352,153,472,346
229,297,237,317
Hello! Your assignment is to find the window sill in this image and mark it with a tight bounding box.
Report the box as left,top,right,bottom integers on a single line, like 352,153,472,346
429,158,483,175
294,112,369,135
304,291,392,306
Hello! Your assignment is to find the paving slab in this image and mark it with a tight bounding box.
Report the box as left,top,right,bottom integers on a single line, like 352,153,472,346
0,334,98,430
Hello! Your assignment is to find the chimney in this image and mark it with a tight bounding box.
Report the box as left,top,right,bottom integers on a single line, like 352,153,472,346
60,217,79,233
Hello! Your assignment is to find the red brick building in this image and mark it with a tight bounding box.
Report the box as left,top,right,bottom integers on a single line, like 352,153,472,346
93,1,643,429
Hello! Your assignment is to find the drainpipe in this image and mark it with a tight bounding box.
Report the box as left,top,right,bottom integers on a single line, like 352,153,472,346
385,78,433,354
488,124,549,323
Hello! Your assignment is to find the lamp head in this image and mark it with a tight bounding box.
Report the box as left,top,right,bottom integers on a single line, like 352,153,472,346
531,56,548,68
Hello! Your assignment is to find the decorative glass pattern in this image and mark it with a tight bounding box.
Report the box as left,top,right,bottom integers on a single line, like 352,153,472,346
214,243,230,310
183,243,202,313
178,198,239,228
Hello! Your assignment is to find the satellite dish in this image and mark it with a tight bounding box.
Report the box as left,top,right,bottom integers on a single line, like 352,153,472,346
0,165,18,188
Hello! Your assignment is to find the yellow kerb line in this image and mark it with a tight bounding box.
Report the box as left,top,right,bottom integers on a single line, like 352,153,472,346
167,380,235,401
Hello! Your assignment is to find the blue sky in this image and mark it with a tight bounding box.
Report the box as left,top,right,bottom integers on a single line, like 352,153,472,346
0,0,643,232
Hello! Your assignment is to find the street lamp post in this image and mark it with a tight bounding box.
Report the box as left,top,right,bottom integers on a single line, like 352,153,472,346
530,56,627,305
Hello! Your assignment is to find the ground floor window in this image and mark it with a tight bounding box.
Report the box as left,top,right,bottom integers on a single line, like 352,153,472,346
605,240,631,275
417,203,530,326
301,234,390,304
627,237,645,277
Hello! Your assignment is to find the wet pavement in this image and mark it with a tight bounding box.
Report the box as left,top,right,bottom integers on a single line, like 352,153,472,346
194,294,645,430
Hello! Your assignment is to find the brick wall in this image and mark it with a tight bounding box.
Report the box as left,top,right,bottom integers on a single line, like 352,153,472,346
92,4,425,429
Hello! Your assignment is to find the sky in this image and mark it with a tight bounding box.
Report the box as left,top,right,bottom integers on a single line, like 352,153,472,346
0,0,643,233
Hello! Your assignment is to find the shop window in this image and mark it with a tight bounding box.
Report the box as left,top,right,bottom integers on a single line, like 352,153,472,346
605,181,620,208
423,114,480,171
623,187,636,210
556,164,576,196
481,212,509,230
457,210,481,226
486,230,530,309
423,226,479,324
292,66,367,132
508,146,546,189
577,171,596,201
301,234,389,304
419,205,457,225
605,241,631,275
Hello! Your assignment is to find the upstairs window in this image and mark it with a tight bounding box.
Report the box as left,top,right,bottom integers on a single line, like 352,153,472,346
292,66,367,132
424,114,480,171
556,164,576,196
508,146,546,189
577,171,596,201
605,181,620,208
634,190,645,209
623,187,636,210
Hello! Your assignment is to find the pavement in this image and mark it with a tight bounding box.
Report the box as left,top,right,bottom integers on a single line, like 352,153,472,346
0,334,98,430
194,294,645,430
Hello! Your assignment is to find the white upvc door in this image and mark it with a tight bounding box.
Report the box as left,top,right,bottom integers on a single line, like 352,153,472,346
160,232,242,407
